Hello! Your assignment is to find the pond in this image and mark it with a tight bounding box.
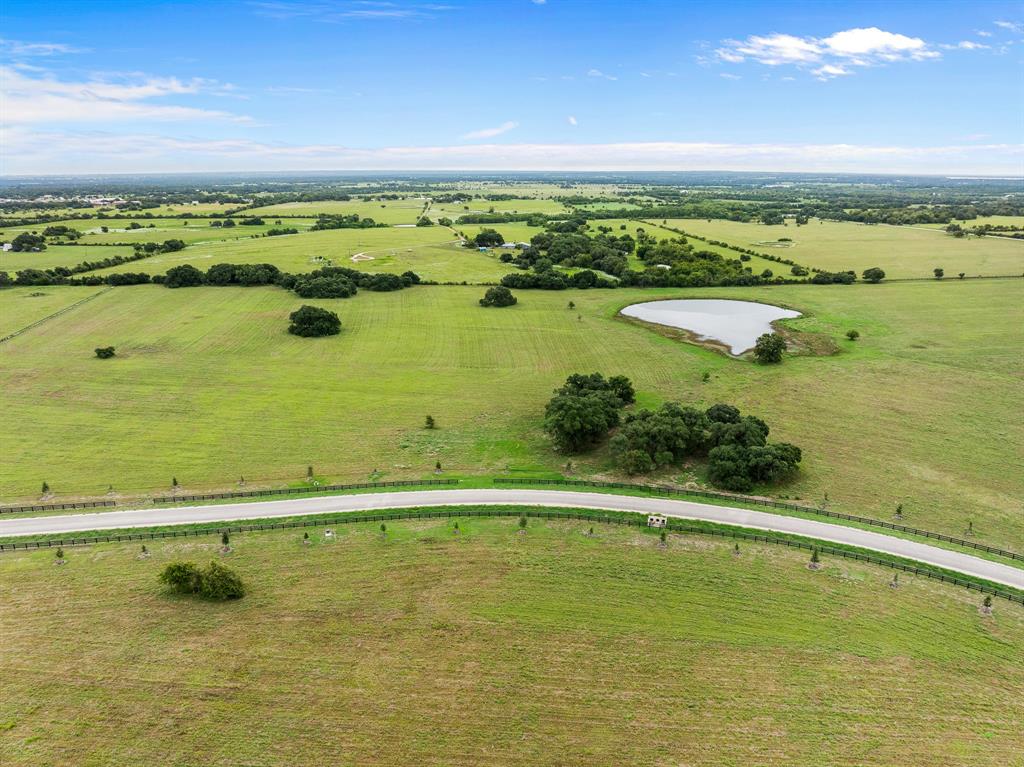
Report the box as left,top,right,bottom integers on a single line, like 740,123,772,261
620,299,801,355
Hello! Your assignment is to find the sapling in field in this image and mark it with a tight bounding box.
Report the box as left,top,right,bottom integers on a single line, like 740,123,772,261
808,547,821,570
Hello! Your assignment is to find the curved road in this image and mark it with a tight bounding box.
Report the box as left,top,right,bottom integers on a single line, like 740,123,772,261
1,489,1021,589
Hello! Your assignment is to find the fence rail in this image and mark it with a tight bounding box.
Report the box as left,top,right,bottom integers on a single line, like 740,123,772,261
152,478,458,504
0,500,116,515
492,478,1024,561
1,506,1020,605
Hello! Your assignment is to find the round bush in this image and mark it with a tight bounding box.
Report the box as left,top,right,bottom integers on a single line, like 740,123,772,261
479,285,517,307
288,305,341,337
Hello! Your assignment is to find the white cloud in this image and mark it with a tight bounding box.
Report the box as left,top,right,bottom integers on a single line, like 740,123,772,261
532,0,547,4
994,20,1024,33
0,67,250,124
587,68,617,81
716,26,940,79
821,28,935,61
4,127,1021,175
812,64,852,80
461,120,518,140
976,30,993,37
939,40,990,50
0,38,88,56
721,33,822,65
250,1,456,21
719,72,741,80
567,115,577,125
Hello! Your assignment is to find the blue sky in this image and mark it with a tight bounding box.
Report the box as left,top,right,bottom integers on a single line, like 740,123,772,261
1,0,1022,175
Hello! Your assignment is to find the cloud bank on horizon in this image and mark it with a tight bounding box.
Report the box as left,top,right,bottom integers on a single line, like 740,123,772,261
0,1,1021,175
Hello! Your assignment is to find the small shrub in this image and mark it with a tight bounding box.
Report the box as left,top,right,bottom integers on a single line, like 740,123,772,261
160,561,203,594
518,514,527,529
41,481,49,494
94,346,116,359
846,329,860,341
201,561,246,600
425,415,436,429
159,560,245,600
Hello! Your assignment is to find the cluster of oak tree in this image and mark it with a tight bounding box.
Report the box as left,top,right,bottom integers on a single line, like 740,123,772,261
544,373,801,492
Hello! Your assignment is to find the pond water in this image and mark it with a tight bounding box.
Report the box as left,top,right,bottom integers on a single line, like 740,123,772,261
620,299,801,355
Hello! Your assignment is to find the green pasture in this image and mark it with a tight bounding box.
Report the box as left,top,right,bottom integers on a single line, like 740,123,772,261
79,218,317,245
93,224,462,278
0,286,107,338
244,199,428,224
1,518,1020,767
660,218,1024,278
1,279,1021,549
917,215,1024,229
0,245,137,274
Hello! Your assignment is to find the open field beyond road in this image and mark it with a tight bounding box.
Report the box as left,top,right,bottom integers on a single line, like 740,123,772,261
1,279,1021,546
1,518,1021,767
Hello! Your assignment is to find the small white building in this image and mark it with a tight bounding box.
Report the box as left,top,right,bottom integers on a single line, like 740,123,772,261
647,514,668,528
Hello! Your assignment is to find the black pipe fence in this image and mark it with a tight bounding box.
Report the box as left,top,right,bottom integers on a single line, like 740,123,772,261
152,478,458,504
0,500,116,515
493,478,1024,561
1,506,1020,604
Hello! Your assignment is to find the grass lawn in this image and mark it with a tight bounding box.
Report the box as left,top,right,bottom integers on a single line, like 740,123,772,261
1,279,1021,548
660,218,1024,279
0,244,137,273
917,215,1024,230
93,225,463,278
1,517,1020,767
0,286,108,338
244,199,428,224
75,218,318,245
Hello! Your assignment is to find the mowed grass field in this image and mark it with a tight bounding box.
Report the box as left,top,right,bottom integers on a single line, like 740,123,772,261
0,244,137,273
244,199,428,224
92,224,474,280
661,218,1024,279
0,285,107,338
2,518,1021,767
1,279,1021,548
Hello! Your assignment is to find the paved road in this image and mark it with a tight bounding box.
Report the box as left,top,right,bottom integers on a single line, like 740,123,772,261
1,489,1021,589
